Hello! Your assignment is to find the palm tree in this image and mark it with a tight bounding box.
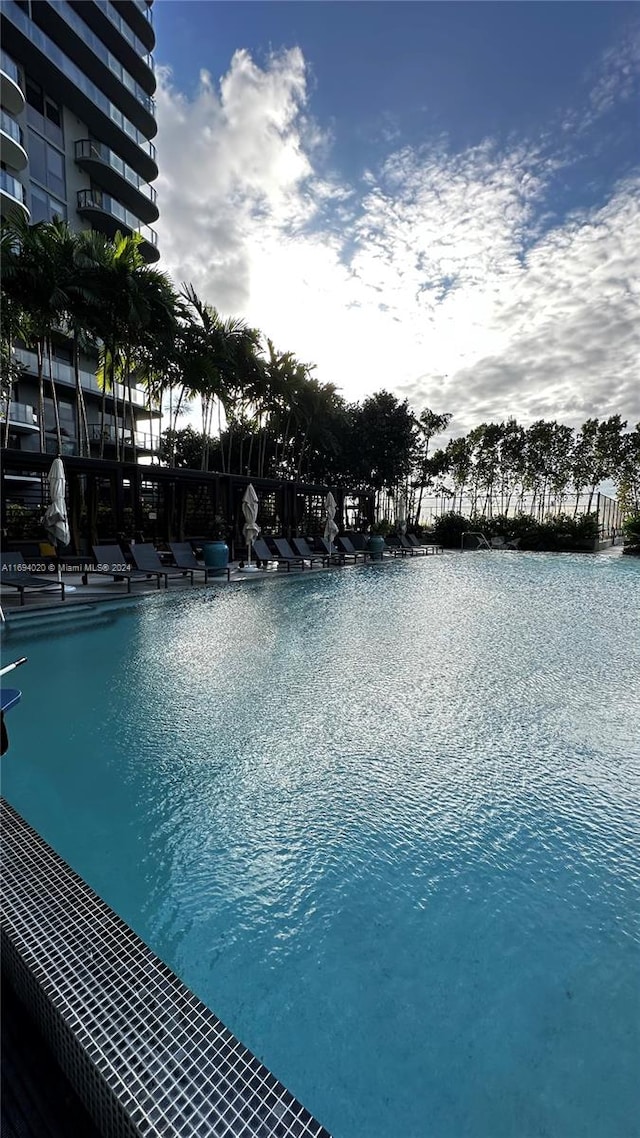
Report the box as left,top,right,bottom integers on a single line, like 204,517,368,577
0,215,74,453
179,285,261,472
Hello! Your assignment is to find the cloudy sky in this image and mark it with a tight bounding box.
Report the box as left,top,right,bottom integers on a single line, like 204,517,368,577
152,1,640,437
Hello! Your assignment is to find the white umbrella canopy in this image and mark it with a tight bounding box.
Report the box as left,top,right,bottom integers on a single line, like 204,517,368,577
43,457,70,549
324,491,338,548
43,456,72,591
241,483,260,569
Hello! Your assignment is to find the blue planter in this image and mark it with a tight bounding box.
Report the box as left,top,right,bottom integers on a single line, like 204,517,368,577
367,534,385,560
203,541,229,569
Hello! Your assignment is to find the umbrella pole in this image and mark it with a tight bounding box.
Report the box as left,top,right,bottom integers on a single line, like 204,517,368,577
55,539,76,592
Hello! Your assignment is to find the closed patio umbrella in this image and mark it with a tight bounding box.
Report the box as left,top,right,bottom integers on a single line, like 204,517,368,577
241,483,260,572
43,456,73,591
324,491,338,550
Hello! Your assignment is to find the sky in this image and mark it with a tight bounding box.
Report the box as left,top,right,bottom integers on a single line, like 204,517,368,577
151,1,640,439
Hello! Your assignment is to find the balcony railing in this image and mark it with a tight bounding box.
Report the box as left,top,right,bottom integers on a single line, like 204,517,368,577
77,188,158,246
3,2,156,162
0,49,20,83
89,423,132,445
0,169,27,204
75,139,156,204
88,424,159,450
14,347,149,408
0,401,38,427
94,1,154,67
0,109,23,146
55,1,155,115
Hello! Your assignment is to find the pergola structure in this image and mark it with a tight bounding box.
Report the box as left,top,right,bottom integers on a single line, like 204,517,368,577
1,449,375,557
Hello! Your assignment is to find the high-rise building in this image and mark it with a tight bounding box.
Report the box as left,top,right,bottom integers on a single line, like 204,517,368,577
1,0,160,459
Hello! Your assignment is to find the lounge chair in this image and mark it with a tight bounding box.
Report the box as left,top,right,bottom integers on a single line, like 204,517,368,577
398,534,426,555
384,534,410,556
252,537,303,571
272,538,307,569
347,533,369,552
82,544,164,591
313,537,350,564
129,543,194,587
336,535,369,562
408,533,443,554
292,537,334,567
1,552,65,604
168,542,231,582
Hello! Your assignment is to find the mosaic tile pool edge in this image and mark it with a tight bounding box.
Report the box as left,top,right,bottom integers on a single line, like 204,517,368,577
0,799,332,1138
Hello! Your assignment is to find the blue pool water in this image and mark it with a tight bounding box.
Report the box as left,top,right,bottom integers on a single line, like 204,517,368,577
3,552,640,1138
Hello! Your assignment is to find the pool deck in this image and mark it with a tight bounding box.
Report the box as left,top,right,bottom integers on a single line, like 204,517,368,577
0,552,406,625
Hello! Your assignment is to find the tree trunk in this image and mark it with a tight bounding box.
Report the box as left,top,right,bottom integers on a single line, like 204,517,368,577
2,388,12,448
127,366,137,465
47,337,63,454
37,342,46,452
73,331,90,456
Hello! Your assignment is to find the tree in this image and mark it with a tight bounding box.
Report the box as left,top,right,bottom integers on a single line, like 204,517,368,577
413,409,452,525
351,391,418,508
616,424,640,515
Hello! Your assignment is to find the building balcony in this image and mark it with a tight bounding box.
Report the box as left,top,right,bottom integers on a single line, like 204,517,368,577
0,48,24,114
13,347,153,411
34,0,156,138
88,424,159,452
0,401,39,432
1,1,158,183
0,109,28,171
0,170,29,222
117,0,155,53
71,0,155,93
75,139,158,223
77,188,159,262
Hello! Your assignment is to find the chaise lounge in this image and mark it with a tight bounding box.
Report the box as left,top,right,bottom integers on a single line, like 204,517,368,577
336,535,370,562
252,537,304,571
0,552,65,604
82,545,165,591
291,537,334,567
168,542,231,582
128,543,195,587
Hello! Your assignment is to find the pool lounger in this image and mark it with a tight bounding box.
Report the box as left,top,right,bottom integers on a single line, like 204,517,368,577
292,537,336,567
168,542,231,582
336,535,370,562
272,537,306,569
398,535,427,555
252,537,304,570
129,542,199,587
1,552,65,604
82,544,165,591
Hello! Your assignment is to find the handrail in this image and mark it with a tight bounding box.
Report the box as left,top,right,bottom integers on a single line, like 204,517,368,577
460,530,492,551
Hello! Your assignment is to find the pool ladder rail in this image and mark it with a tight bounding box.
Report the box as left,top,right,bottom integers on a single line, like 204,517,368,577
461,530,492,551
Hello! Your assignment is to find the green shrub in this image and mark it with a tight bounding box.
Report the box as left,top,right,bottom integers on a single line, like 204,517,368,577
371,518,393,536
432,511,469,547
623,513,640,542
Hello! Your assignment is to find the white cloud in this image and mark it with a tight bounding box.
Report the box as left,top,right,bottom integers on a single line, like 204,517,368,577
155,45,640,437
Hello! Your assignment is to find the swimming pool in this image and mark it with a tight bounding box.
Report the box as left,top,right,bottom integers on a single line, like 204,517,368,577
3,552,639,1137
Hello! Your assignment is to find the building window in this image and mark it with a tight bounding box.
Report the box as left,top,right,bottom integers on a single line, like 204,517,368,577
29,183,67,224
27,129,67,200
26,80,63,147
